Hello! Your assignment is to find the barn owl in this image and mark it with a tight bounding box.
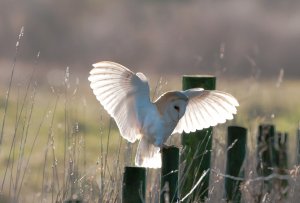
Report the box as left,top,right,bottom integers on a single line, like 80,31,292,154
88,61,238,168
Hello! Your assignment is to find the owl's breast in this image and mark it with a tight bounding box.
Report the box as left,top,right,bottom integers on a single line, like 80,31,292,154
140,110,178,147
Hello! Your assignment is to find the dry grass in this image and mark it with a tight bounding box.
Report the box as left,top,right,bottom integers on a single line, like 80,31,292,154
0,47,299,202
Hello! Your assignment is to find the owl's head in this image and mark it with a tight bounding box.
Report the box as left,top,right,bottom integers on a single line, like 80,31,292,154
155,91,188,122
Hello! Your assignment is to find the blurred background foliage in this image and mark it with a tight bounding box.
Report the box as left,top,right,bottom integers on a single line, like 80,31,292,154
1,0,300,77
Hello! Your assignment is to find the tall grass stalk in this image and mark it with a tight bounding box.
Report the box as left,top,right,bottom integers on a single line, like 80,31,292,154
1,62,37,202
13,51,40,197
63,67,69,199
0,27,24,145
41,95,59,202
14,84,37,202
16,101,50,199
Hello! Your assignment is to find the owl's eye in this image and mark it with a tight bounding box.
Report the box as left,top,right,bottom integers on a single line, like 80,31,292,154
174,105,180,112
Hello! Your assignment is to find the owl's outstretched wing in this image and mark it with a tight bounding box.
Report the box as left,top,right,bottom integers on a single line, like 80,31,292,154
88,61,150,143
173,88,239,134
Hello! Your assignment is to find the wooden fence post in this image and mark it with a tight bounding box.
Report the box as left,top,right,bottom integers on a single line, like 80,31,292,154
122,166,146,203
256,124,276,200
257,124,275,177
275,132,288,169
180,76,216,202
273,132,289,198
224,126,247,202
161,146,179,203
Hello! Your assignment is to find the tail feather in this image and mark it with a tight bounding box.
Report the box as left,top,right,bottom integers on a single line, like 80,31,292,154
135,137,161,168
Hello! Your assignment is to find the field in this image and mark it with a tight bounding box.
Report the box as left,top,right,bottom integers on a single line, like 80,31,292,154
1,0,300,202
0,61,300,202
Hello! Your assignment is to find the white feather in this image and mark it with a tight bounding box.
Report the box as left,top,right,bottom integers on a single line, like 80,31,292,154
135,136,161,168
173,89,239,134
88,61,150,143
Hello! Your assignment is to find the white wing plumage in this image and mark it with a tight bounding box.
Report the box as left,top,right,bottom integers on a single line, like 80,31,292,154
173,88,239,134
88,61,150,143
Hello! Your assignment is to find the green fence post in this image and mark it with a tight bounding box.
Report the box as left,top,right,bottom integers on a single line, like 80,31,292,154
256,124,276,200
180,75,216,202
161,146,179,203
297,123,300,164
276,132,288,169
224,126,247,202
122,166,146,203
274,132,289,198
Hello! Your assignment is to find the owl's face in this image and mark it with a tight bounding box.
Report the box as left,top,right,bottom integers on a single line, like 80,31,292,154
167,98,188,122
155,91,188,123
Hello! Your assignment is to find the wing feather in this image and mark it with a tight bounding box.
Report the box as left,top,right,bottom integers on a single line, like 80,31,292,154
173,89,239,134
88,61,150,142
